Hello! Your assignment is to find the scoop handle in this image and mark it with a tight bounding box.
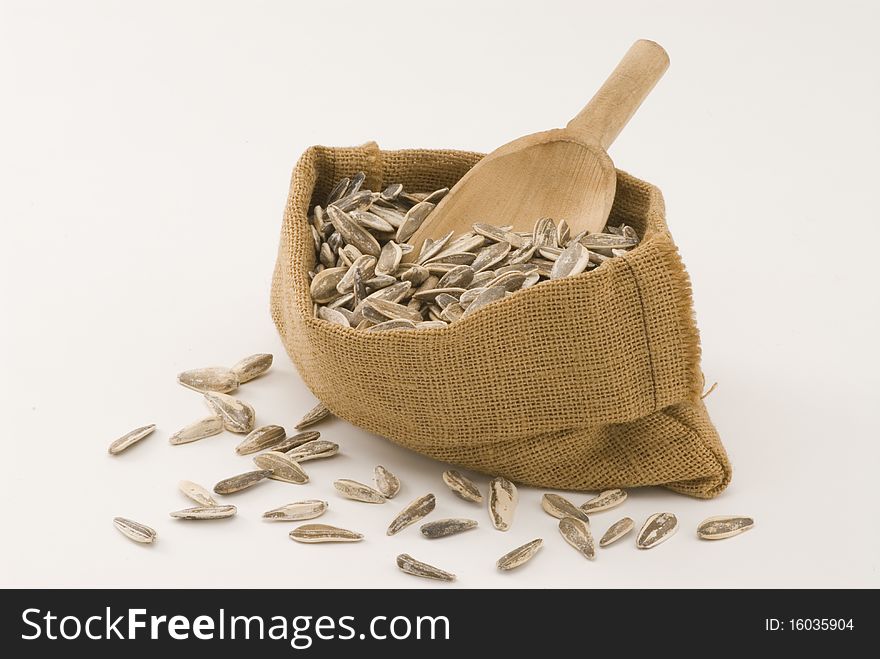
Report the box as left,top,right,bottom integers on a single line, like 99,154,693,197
565,39,669,150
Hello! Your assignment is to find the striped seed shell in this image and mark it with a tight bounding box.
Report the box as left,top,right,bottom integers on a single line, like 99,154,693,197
374,465,400,498
334,479,386,504
387,493,436,535
285,440,338,463
108,424,156,455
376,241,403,276
229,354,273,383
290,524,363,543
213,469,272,495
317,306,350,327
169,414,224,446
559,516,596,560
599,517,635,547
577,232,638,250
497,538,544,571
295,403,331,430
461,286,506,317
549,242,590,279
203,392,255,434
420,518,478,539
396,201,435,243
472,223,526,248
169,505,237,520
309,267,348,303
697,516,754,540
637,513,678,549
542,493,591,524
253,451,309,484
368,319,417,332
263,500,328,522
113,517,157,544
178,480,217,507
471,241,511,272
235,424,286,455
442,470,483,503
177,366,239,393
326,205,381,257
396,554,455,582
488,477,518,531
272,431,320,453
581,489,627,513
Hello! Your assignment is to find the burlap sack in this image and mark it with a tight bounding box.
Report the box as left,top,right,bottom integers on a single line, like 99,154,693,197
271,142,731,498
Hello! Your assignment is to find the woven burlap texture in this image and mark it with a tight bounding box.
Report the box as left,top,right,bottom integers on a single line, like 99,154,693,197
271,142,731,498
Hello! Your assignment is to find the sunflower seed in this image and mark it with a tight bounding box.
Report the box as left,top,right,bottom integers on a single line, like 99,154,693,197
365,280,412,304
442,470,483,503
381,183,403,201
437,265,475,289
472,223,526,248
387,493,436,535
285,439,338,463
272,431,321,453
204,392,255,434
462,286,507,318
637,513,678,549
396,554,455,582
376,241,403,276
416,231,455,264
170,505,237,520
262,500,328,522
347,171,366,195
367,319,417,332
234,353,270,381
488,477,518,531
396,201,435,242
362,298,422,323
697,516,755,540
497,538,544,571
559,516,595,560
295,403,331,430
337,255,377,293
213,469,272,495
108,424,156,455
580,489,627,513
533,217,557,248
421,187,449,205
557,219,570,245
310,267,348,303
374,465,400,498
471,241,511,272
113,517,157,544
168,416,224,445
541,493,591,524
415,320,447,330
178,480,217,507
351,210,394,233
599,517,635,547
290,524,363,543
331,190,375,213
252,451,309,484
420,518,478,539
327,177,350,205
235,424,286,455
334,479,386,504
549,242,590,279
177,367,239,393
317,306,351,326
577,232,638,250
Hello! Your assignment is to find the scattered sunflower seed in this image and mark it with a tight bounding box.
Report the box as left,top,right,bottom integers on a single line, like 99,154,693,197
178,480,218,507
169,505,237,520
374,465,400,498
168,416,224,445
541,493,591,524
203,392,255,434
420,518,478,539
396,553,455,582
253,451,309,484
262,500,328,522
488,477,518,531
285,440,339,463
290,524,363,543
599,517,635,548
497,539,544,571
177,367,239,393
387,494,436,535
295,403,331,430
113,517,157,544
213,470,272,495
107,424,156,455
559,516,596,560
442,470,483,503
697,516,755,540
235,424,286,455
580,489,627,513
334,479,386,504
637,513,678,549
272,431,320,453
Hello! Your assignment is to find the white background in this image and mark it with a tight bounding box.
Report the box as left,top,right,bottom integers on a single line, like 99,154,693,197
1,0,878,588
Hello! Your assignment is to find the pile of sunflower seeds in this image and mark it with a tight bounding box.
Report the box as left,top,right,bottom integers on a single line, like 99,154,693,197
307,173,640,330
110,363,755,580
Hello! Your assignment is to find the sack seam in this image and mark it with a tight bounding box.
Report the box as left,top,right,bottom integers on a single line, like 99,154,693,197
622,257,658,411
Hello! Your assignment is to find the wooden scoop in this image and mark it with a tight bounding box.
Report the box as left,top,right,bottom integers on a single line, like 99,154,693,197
404,39,669,256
